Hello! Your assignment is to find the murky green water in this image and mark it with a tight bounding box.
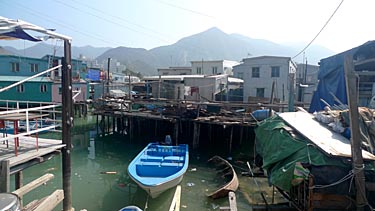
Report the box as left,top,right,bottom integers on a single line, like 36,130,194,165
10,116,264,211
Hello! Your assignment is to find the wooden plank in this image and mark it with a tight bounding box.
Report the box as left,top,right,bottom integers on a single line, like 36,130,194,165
13,173,54,197
0,160,10,192
33,189,64,211
278,112,375,160
169,185,181,211
228,191,237,211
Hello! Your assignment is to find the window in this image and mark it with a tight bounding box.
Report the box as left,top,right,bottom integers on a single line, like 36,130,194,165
237,72,244,79
30,63,39,72
212,67,218,74
11,62,20,72
271,66,280,77
252,67,260,78
196,67,202,74
40,84,47,93
58,87,62,95
16,84,24,93
256,88,265,97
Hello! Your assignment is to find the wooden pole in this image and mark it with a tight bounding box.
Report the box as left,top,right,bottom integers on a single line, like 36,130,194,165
288,73,295,112
174,120,179,145
344,54,366,211
62,39,73,211
0,160,10,192
15,171,23,207
269,80,275,116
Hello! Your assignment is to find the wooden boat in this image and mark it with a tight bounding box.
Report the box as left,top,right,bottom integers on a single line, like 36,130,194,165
206,156,239,199
128,143,189,198
119,205,142,211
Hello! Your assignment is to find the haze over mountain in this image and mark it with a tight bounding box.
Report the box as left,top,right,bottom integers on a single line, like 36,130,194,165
2,27,335,75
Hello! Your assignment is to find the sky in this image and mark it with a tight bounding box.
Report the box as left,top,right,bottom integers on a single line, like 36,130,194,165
1,0,374,55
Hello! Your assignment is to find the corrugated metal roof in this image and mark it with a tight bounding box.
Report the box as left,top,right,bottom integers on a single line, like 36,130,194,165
0,76,52,82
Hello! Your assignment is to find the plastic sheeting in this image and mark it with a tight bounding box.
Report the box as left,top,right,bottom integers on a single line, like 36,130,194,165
255,115,353,191
309,41,375,113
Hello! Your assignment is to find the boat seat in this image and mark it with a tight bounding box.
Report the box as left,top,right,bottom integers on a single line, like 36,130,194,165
163,156,183,162
140,156,163,162
160,162,183,167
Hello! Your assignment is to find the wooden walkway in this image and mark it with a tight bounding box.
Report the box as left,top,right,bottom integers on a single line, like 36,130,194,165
0,136,65,192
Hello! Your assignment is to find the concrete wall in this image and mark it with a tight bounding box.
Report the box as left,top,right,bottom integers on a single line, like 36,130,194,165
52,82,89,103
233,56,296,103
0,55,49,77
184,75,228,101
158,67,192,75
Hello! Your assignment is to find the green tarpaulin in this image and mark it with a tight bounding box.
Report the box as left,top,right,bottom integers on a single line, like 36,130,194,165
255,115,352,191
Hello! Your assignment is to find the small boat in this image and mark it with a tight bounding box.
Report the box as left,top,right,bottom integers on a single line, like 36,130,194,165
119,205,142,211
128,143,189,198
206,156,239,199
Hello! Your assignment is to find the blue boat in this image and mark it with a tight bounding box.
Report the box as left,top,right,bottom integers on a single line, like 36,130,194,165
119,205,142,211
127,143,189,198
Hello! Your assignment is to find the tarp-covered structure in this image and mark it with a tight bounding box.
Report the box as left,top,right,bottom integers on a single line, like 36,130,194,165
255,115,375,208
309,41,375,113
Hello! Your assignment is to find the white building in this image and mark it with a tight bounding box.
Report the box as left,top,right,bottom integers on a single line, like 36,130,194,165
191,60,239,76
157,67,192,75
233,56,297,103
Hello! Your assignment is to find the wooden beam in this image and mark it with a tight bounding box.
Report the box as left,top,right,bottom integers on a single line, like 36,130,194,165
344,54,367,211
33,189,64,211
0,160,10,192
169,185,181,211
13,173,54,197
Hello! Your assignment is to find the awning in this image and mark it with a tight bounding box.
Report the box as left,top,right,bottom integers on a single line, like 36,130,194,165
0,16,71,41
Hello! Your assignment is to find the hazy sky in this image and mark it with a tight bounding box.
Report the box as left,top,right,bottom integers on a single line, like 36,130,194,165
1,0,374,54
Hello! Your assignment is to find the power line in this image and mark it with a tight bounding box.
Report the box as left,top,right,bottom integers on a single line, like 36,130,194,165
53,0,170,44
292,0,344,59
156,0,216,19
4,1,124,47
67,0,171,39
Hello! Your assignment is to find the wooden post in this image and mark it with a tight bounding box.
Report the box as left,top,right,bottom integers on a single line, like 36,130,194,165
193,122,200,149
174,120,179,145
269,80,275,116
154,120,158,137
239,126,244,145
208,124,212,144
15,171,23,207
96,115,99,134
61,39,73,211
344,54,366,210
288,72,295,112
0,160,10,192
229,126,234,154
129,117,133,141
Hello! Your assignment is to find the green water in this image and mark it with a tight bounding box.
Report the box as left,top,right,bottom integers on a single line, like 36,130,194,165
14,116,256,211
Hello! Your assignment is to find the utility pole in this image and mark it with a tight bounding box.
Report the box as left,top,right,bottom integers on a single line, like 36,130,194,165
288,72,295,112
62,39,73,211
107,58,111,94
344,54,366,211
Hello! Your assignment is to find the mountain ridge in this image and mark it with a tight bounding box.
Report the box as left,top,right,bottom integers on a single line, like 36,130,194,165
2,27,336,75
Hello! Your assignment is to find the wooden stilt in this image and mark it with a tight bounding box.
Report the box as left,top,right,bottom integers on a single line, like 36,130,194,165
155,120,158,137
0,160,10,192
208,124,212,144
193,122,200,149
174,120,179,145
229,126,233,154
239,126,244,145
15,171,23,207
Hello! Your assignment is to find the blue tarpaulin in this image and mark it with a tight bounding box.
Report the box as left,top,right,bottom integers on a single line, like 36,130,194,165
87,69,100,81
309,41,375,113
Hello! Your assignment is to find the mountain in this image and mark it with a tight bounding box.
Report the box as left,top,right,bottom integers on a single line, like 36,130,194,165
2,43,111,59
97,27,335,75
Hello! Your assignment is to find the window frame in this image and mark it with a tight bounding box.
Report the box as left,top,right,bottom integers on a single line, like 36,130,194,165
40,84,47,93
256,88,265,98
271,66,280,77
11,62,20,72
16,84,24,93
30,63,39,72
252,67,260,78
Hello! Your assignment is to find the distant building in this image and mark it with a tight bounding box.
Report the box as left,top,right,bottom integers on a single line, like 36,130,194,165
296,63,319,106
157,67,192,76
0,54,89,102
191,60,239,76
233,56,297,103
143,74,243,101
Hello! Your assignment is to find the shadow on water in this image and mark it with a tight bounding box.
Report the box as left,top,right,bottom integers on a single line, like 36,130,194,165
15,116,254,211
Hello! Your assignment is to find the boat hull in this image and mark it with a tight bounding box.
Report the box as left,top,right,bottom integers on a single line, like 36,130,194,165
129,171,184,198
128,143,189,198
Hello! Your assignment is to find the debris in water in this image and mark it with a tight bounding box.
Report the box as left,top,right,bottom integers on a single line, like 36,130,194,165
189,168,197,172
186,182,195,187
100,171,117,175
